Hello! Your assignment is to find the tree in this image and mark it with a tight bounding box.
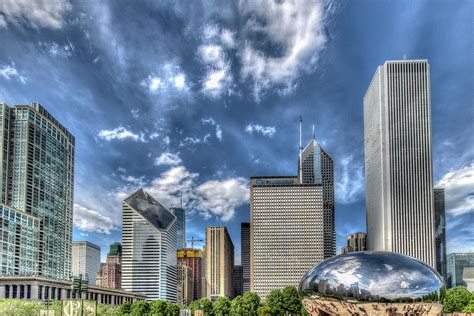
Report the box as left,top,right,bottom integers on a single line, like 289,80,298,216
257,304,272,316
197,297,214,315
166,303,180,316
267,290,285,315
282,286,302,315
230,295,244,315
213,296,231,316
131,300,150,316
443,286,471,313
242,292,260,316
150,300,168,315
120,301,132,315
462,292,474,313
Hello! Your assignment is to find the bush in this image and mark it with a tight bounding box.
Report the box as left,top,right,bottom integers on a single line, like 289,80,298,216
443,286,471,313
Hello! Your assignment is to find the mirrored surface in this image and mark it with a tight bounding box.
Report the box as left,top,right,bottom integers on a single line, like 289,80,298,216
299,251,444,303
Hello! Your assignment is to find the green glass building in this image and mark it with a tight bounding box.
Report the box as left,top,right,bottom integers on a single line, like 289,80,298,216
0,102,74,280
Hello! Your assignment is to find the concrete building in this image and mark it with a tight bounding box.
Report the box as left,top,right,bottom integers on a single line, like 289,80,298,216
122,189,177,302
341,233,367,254
0,276,145,305
177,264,194,306
96,243,122,289
241,222,250,294
447,253,474,288
0,102,75,280
463,267,474,291
233,265,243,297
250,176,324,299
177,248,203,300
364,60,436,267
171,207,186,249
205,227,234,300
434,188,447,282
72,241,101,284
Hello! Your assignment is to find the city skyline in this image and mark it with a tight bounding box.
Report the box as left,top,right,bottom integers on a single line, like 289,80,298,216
0,0,472,265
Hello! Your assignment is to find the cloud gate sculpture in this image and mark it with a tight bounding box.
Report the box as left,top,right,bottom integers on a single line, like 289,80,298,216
299,251,444,315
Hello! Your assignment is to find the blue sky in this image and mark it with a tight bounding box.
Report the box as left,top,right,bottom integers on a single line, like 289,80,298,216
0,0,472,262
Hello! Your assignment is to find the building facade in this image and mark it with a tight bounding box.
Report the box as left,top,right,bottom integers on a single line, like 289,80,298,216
0,102,75,280
233,265,243,297
434,188,447,282
72,241,101,284
96,243,122,289
177,248,203,300
177,264,194,306
447,253,474,288
341,233,367,254
121,189,177,302
170,207,186,249
364,60,436,267
240,222,250,294
205,227,234,300
250,176,324,299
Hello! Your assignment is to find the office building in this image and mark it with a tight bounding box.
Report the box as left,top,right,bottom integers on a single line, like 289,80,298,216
434,188,447,281
0,102,75,280
170,207,186,249
96,243,122,289
72,241,101,284
364,60,436,267
250,176,324,299
241,222,250,293
121,189,177,302
463,267,474,291
205,226,234,300
341,233,367,254
447,253,474,288
177,264,194,306
233,265,243,297
177,248,203,300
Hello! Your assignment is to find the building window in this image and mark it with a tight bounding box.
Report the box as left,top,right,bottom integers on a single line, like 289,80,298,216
38,285,42,299
5,285,9,298
27,285,31,299
12,285,17,299
19,285,24,299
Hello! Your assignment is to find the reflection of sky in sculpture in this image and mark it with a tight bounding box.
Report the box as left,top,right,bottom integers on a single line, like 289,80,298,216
299,251,444,302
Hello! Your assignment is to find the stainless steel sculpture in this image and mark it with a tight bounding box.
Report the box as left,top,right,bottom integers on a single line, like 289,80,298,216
299,251,444,315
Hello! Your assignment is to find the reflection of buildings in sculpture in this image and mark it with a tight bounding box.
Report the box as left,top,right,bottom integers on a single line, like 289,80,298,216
233,265,243,297
350,282,360,299
241,222,251,294
177,265,194,306
463,267,474,291
72,241,101,284
341,233,367,254
318,279,328,294
434,188,447,282
336,284,347,297
447,252,474,288
177,248,203,300
96,243,122,289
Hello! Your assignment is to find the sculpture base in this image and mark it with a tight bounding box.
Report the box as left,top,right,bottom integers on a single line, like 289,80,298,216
303,298,443,316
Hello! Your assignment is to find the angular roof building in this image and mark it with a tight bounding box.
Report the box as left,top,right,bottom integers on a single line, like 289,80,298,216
121,189,177,302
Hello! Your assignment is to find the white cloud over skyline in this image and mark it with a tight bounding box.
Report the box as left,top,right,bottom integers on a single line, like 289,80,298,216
437,162,474,216
245,124,276,137
0,0,70,29
98,126,145,142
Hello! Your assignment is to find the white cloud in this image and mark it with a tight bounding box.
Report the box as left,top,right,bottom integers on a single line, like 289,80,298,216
239,0,328,97
0,0,70,29
437,162,474,216
202,117,223,141
120,175,146,186
141,63,189,94
220,29,237,48
38,41,74,58
98,126,145,142
179,134,211,146
155,152,183,166
215,125,223,141
336,155,364,204
73,204,115,234
131,108,140,118
0,63,27,84
163,136,170,146
245,124,276,137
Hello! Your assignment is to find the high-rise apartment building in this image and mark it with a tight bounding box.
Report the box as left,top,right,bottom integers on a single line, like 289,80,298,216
233,265,243,297
341,233,367,254
96,243,122,289
170,207,186,249
177,248,203,300
72,241,101,284
205,226,234,300
177,264,194,306
364,60,436,267
122,189,177,302
434,188,447,282
0,102,75,280
240,222,250,294
447,253,474,288
250,176,324,299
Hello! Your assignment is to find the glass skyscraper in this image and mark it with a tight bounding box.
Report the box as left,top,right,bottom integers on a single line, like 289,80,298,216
0,102,74,280
434,188,447,282
170,207,185,249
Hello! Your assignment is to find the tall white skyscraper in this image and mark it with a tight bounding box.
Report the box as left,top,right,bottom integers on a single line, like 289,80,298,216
121,189,177,302
364,60,435,267
71,241,101,284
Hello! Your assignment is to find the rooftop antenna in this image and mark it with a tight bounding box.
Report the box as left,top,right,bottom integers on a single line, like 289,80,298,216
312,124,316,140
299,116,303,184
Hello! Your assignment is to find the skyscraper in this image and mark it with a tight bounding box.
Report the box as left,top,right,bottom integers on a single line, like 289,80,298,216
240,222,250,294
205,226,234,300
177,264,194,306
177,248,203,300
341,233,367,254
0,102,75,280
121,189,177,302
72,241,101,284
447,253,474,288
364,60,436,267
233,265,243,297
170,207,186,249
434,188,447,282
96,243,122,289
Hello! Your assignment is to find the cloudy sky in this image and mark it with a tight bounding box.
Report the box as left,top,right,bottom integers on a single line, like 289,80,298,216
0,0,472,262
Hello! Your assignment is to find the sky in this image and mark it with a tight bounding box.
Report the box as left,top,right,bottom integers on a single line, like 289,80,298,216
0,0,472,263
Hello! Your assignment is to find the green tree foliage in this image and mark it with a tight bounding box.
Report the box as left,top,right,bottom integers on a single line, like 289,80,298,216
266,290,285,315
131,300,150,316
120,301,132,315
282,286,302,315
242,292,260,315
443,286,471,313
257,304,272,316
166,302,180,316
0,299,41,316
462,291,474,313
230,295,244,315
196,297,214,315
150,300,169,315
213,296,231,316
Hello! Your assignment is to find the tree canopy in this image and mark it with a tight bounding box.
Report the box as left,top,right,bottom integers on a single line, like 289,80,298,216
443,286,472,313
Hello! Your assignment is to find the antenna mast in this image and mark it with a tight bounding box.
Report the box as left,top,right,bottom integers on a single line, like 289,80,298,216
299,116,303,184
